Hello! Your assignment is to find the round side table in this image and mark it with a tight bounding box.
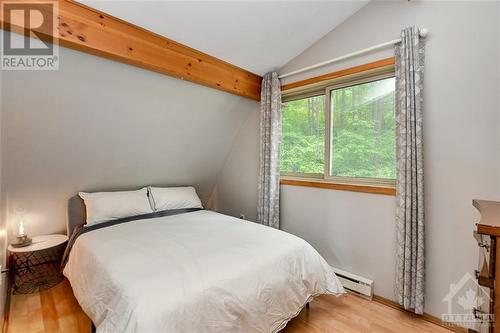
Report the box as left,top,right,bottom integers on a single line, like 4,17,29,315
8,234,68,294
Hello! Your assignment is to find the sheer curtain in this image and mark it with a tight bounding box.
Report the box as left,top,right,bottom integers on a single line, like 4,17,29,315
257,72,282,229
395,26,426,315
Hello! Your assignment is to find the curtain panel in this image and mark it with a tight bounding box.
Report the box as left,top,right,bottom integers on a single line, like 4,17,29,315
395,26,426,315
257,72,282,229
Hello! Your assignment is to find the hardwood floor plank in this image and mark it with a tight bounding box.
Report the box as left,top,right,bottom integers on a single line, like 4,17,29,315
26,293,44,333
8,314,28,333
39,289,60,332
8,279,454,333
27,310,44,333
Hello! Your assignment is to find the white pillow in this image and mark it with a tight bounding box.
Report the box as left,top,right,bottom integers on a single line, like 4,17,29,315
79,188,153,225
149,186,203,211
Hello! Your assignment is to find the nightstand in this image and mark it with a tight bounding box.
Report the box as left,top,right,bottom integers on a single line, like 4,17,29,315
8,234,68,294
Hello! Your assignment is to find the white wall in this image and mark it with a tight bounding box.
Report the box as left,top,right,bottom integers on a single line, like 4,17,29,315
1,40,258,238
217,0,500,318
498,1,500,194
281,186,396,298
215,110,260,221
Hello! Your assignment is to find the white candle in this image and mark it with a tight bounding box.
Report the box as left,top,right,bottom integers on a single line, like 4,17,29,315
18,220,25,237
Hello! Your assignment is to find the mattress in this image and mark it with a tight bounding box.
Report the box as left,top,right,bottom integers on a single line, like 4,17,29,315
63,210,344,332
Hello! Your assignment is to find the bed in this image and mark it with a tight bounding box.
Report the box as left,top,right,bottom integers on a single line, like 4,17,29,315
63,204,344,332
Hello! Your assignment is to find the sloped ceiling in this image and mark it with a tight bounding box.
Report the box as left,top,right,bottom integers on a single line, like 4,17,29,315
2,44,258,236
81,1,369,75
1,1,369,236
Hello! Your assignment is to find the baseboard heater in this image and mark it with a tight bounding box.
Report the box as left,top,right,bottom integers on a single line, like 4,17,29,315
332,267,373,300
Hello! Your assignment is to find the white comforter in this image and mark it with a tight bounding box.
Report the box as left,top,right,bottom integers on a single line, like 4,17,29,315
64,210,344,333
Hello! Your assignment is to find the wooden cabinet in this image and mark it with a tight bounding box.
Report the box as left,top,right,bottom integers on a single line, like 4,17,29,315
474,200,500,333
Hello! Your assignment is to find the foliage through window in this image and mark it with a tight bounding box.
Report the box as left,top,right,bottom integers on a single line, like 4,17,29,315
329,77,396,179
280,95,325,174
280,73,396,185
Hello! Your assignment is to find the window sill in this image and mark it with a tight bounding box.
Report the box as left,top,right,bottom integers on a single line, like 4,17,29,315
280,178,396,196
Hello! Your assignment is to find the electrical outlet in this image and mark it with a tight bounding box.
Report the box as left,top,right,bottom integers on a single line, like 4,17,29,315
239,214,245,219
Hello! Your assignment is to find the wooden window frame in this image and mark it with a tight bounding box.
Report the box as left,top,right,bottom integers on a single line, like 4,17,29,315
280,58,397,196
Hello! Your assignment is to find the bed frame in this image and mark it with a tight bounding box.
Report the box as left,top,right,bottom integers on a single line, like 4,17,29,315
67,194,86,237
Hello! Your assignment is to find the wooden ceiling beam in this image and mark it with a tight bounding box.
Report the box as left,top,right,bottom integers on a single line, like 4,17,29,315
0,0,262,101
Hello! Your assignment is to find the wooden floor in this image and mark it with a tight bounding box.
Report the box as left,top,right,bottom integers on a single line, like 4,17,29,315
7,280,90,333
7,279,451,333
281,295,451,333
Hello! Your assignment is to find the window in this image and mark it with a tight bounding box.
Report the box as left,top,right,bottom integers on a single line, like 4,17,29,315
280,95,325,176
280,70,396,189
328,76,396,180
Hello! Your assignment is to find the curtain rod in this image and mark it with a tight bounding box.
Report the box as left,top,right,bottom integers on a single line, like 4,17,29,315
278,28,429,80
